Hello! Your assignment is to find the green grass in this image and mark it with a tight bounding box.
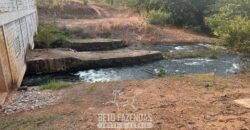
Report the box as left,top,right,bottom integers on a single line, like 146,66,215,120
156,67,166,77
41,80,70,90
163,47,225,59
163,50,208,59
0,115,52,130
146,9,171,26
85,84,96,92
68,38,116,43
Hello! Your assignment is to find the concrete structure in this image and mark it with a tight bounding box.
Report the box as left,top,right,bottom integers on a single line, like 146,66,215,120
0,0,37,92
26,49,163,74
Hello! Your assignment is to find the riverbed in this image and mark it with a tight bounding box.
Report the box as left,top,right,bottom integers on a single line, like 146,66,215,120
22,43,249,86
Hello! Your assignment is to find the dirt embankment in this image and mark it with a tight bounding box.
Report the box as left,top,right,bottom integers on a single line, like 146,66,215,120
0,74,250,129
38,2,219,45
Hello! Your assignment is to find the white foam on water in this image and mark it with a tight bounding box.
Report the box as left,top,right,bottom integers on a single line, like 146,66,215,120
153,69,159,74
233,63,240,69
184,62,202,66
198,43,213,48
75,69,121,83
171,59,181,62
226,63,240,74
184,58,214,66
174,46,190,51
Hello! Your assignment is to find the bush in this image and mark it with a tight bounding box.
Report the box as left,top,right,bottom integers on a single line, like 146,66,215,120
146,9,170,26
41,80,69,90
206,1,250,56
126,0,215,32
155,67,166,77
83,0,88,5
206,15,250,55
37,0,66,8
34,22,69,48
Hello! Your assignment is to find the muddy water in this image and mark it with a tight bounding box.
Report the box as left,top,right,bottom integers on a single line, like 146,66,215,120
22,43,248,86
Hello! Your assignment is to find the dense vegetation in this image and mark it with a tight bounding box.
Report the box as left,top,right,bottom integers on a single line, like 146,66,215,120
206,0,250,55
36,0,250,55
34,22,69,48
105,0,250,55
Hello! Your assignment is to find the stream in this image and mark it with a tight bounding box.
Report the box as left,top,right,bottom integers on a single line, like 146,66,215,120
22,43,249,86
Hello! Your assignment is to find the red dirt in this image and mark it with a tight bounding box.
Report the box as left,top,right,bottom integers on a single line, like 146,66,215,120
38,1,219,44
2,2,247,130
0,74,249,129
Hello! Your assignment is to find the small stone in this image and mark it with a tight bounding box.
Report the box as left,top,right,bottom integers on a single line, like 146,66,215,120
156,121,162,124
241,126,249,130
188,121,195,124
0,90,61,115
205,115,216,121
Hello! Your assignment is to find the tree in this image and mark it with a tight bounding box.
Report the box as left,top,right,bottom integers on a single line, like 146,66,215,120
206,0,250,55
126,0,216,32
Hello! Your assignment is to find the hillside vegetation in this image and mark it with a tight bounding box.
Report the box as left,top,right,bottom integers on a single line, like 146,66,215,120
36,0,249,55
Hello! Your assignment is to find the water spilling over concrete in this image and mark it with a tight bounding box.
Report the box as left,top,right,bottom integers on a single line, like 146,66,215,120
22,43,249,85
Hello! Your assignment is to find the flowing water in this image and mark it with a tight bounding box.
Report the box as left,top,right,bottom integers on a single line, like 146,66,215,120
22,43,249,86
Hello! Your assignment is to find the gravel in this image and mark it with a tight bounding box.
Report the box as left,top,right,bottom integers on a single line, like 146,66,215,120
0,89,61,115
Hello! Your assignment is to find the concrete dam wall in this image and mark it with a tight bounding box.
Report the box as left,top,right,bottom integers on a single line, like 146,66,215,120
0,0,38,92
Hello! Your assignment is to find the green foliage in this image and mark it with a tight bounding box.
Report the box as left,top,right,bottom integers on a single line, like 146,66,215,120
163,51,205,59
146,9,171,26
209,45,222,59
156,67,166,77
37,0,67,8
35,22,69,48
163,46,224,59
105,0,114,5
83,0,88,5
126,0,215,32
41,80,69,90
206,1,250,55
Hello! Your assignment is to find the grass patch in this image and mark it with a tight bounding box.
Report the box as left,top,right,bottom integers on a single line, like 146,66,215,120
163,49,210,59
41,80,70,90
85,84,96,92
35,22,70,49
145,9,171,26
68,38,116,43
155,67,167,77
163,47,224,59
0,115,52,130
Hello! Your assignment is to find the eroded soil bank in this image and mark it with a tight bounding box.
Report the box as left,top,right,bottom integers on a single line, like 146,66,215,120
1,74,250,129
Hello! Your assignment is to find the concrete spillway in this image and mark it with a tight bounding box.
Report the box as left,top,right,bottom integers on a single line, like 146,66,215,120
26,49,163,74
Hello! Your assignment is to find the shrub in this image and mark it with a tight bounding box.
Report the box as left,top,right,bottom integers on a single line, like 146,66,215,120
206,15,250,54
206,1,250,55
155,67,166,77
83,0,88,5
146,9,171,26
34,22,69,48
41,80,69,90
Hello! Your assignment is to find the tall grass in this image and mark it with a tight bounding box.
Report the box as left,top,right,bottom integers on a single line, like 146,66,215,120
34,22,69,48
41,80,70,90
145,10,171,26
37,0,85,8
